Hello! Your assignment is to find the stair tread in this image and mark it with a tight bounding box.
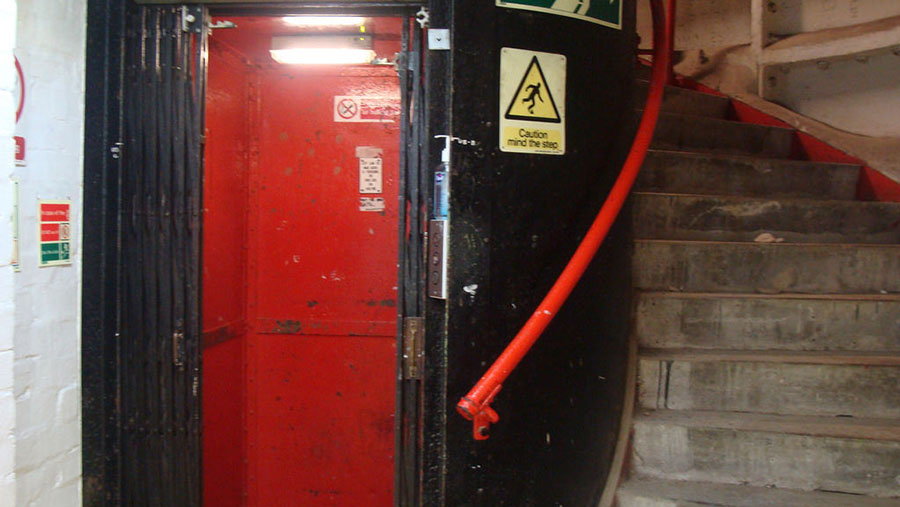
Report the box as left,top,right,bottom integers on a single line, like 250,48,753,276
638,291,900,301
636,238,900,248
634,241,900,294
637,150,860,200
640,348,900,366
632,191,900,244
649,111,796,132
618,477,900,506
635,81,731,118
633,191,900,207
646,148,860,168
635,410,900,442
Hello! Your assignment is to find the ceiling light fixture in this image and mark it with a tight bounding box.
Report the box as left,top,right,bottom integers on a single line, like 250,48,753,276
281,16,366,27
270,35,376,65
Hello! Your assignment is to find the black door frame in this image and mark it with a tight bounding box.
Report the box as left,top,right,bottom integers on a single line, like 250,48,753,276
82,1,127,504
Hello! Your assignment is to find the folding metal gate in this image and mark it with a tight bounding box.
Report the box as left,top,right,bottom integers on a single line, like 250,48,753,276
118,6,206,504
83,3,207,504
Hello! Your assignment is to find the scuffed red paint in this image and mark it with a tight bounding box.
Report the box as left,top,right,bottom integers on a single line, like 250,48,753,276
202,38,252,507
203,15,403,507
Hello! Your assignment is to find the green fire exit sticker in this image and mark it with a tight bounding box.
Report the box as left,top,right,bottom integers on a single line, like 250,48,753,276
496,0,622,29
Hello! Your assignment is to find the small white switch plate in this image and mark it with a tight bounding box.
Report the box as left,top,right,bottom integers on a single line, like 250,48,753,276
428,29,450,50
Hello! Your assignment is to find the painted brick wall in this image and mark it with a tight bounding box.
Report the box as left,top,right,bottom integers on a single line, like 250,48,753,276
13,0,86,504
1,0,18,505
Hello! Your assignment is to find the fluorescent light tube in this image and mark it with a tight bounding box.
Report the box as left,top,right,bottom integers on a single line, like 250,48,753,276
270,35,375,65
270,48,376,65
282,16,366,27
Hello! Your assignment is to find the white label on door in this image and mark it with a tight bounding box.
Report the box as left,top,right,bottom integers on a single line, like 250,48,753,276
359,157,383,194
359,197,386,212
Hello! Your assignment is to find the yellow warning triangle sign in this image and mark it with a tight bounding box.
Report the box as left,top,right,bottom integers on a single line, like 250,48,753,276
505,56,561,124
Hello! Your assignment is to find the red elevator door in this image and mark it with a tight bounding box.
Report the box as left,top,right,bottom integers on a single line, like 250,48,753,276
202,16,403,506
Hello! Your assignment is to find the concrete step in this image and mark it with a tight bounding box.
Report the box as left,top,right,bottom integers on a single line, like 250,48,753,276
635,151,860,200
635,81,732,119
642,348,900,366
634,409,900,442
618,478,900,507
631,412,900,497
638,356,900,418
648,113,795,158
633,240,900,294
633,193,900,244
635,292,900,352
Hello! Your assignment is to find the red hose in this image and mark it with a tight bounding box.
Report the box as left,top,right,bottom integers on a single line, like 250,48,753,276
456,0,672,440
665,0,677,85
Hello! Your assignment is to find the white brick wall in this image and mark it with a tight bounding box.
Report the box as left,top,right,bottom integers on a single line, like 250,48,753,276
13,0,86,505
1,0,19,504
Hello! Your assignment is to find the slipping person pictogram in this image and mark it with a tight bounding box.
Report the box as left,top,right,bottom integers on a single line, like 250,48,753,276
522,82,543,114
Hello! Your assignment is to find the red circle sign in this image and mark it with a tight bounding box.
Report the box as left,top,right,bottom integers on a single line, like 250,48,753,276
15,56,24,124
337,98,358,120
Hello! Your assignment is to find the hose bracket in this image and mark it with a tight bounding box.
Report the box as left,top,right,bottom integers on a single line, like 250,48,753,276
456,384,502,440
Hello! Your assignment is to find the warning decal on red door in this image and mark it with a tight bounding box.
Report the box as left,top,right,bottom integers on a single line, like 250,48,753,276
334,96,400,123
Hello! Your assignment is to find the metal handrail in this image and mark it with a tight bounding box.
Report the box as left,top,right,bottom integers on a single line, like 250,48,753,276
456,0,673,440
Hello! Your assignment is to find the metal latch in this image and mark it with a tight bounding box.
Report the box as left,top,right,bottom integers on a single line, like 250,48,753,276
427,220,448,299
208,20,236,30
402,317,424,379
110,142,123,159
181,5,202,33
172,328,185,369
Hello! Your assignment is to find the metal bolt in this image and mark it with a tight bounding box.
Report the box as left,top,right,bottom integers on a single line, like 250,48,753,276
415,7,430,29
816,60,831,70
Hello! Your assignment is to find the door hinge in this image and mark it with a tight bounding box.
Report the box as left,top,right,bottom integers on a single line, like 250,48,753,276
402,317,424,380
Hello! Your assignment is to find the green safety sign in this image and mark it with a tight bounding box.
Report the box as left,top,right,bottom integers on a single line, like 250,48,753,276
496,0,622,29
40,242,71,264
38,200,72,267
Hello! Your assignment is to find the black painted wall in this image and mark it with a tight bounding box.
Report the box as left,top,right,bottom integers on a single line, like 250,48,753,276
424,1,638,505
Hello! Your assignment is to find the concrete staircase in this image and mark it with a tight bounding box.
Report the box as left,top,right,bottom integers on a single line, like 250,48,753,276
617,77,900,506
